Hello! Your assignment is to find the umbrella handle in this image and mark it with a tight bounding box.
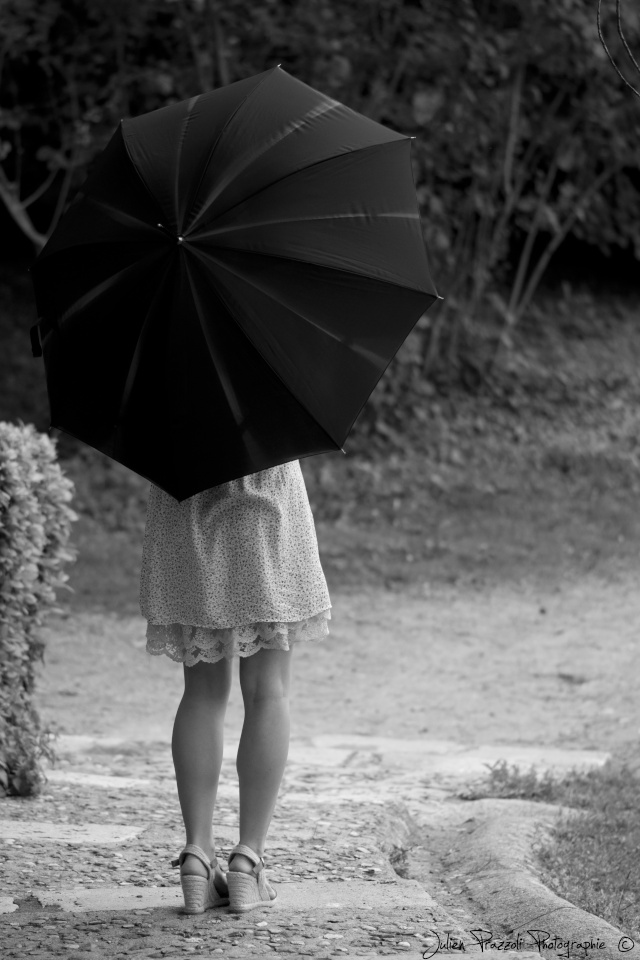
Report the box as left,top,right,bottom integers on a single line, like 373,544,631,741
30,317,56,358
30,322,43,358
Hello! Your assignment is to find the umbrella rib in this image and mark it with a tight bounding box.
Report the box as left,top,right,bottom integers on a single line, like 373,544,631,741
183,258,249,432
189,247,385,367
56,249,170,327
184,70,277,233
185,251,343,449
191,245,439,300
191,239,436,298
195,211,420,240
188,97,342,234
175,96,200,231
188,138,410,235
114,263,176,428
82,196,164,237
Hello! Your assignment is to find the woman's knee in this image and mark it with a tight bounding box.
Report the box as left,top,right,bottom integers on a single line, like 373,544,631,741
183,658,233,700
239,647,293,703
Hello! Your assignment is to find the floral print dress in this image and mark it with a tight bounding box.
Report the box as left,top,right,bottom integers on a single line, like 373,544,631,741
139,460,331,666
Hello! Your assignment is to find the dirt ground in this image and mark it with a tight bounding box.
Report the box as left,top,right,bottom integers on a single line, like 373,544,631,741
35,464,640,772
23,289,640,773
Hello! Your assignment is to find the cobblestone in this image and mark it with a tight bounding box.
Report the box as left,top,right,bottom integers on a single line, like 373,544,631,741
0,733,616,959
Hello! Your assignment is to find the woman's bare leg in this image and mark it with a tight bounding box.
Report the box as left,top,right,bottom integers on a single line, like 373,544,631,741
230,647,293,873
172,657,233,883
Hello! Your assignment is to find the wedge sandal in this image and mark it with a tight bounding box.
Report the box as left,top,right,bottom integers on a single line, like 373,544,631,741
171,843,230,914
227,843,277,912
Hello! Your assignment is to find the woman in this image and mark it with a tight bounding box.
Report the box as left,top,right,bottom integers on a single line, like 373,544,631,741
139,459,331,913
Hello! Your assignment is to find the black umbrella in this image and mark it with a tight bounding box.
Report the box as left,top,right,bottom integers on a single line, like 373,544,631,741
30,66,439,501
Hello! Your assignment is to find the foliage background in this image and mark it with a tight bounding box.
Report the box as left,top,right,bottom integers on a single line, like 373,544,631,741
2,0,640,385
2,0,640,512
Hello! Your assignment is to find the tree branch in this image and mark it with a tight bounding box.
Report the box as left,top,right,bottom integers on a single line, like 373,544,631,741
180,0,212,93
507,147,563,319
22,168,59,209
515,162,621,319
503,62,524,196
0,172,47,249
209,0,230,87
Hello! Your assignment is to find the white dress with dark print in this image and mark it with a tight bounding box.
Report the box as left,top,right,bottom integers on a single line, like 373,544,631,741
139,459,331,666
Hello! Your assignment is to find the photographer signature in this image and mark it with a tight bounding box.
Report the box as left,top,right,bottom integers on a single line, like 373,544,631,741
421,929,636,959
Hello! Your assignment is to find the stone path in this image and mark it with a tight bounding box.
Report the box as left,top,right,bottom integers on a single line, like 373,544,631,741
0,732,616,958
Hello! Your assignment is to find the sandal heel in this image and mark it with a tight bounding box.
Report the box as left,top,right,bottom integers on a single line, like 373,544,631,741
171,844,230,913
180,874,209,914
227,871,276,912
227,844,277,913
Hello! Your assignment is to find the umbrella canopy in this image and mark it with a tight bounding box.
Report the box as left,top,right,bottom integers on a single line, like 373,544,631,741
30,66,438,501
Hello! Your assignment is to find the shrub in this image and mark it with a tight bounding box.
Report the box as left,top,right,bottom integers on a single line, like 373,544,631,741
0,421,78,796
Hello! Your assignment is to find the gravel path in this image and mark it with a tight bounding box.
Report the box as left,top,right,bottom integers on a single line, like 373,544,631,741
1,576,637,957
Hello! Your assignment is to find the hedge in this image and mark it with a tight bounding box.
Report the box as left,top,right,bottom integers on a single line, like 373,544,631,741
0,421,78,797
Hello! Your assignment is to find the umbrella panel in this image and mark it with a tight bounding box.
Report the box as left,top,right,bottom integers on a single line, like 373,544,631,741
121,72,267,234
99,253,342,501
182,67,406,230
34,126,165,267
198,247,434,443
194,139,432,294
39,244,172,445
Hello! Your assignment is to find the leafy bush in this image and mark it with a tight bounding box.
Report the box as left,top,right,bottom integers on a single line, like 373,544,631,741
0,421,78,796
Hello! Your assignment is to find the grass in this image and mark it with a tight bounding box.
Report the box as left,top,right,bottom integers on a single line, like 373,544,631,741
462,759,640,939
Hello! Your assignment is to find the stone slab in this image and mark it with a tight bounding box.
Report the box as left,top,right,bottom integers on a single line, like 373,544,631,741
286,743,355,767
0,897,18,915
314,735,460,756
281,791,387,805
42,771,394,807
28,877,435,914
54,735,136,753
0,820,143,845
312,735,609,776
53,733,609,777
42,769,241,802
54,735,354,768
45,769,157,790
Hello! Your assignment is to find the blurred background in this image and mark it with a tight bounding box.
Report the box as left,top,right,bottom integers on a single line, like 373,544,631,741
2,0,640,616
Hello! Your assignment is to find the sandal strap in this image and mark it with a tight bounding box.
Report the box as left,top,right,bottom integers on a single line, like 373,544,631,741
228,843,265,872
170,844,218,876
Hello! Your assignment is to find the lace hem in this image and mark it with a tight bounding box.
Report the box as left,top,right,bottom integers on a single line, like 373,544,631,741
145,609,331,666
